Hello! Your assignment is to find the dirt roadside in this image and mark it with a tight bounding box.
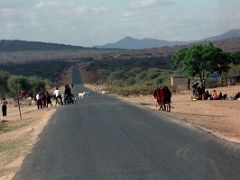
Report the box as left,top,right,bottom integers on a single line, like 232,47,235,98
87,84,240,143
0,67,73,180
0,104,55,180
119,85,240,143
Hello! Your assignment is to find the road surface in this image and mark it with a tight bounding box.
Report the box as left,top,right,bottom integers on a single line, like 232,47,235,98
14,67,240,180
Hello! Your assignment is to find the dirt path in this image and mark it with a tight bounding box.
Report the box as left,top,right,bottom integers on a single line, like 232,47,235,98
0,65,73,179
0,104,55,180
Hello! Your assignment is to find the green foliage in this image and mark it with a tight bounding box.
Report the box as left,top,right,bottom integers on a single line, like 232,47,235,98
27,76,46,94
0,60,69,82
103,68,172,95
82,56,174,95
7,75,46,96
7,76,30,96
231,51,240,64
0,71,10,96
173,43,232,91
0,60,70,97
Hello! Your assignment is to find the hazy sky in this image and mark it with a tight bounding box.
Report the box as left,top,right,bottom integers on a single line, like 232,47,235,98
0,0,240,46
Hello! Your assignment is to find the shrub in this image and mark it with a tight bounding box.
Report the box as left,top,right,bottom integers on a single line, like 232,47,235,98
7,75,47,96
27,76,46,94
0,71,10,96
7,76,31,96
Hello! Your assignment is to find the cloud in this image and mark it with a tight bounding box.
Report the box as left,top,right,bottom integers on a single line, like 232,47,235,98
1,8,16,17
129,0,175,8
122,11,138,17
35,1,58,9
90,6,107,14
75,6,108,15
6,22,17,29
75,6,88,15
0,0,28,9
130,0,157,8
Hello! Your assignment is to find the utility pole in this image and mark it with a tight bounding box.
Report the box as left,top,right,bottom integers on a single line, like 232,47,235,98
15,83,22,120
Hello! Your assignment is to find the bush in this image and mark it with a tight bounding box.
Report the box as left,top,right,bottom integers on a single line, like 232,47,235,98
7,76,31,96
28,76,46,94
81,56,174,96
7,75,47,96
0,71,10,96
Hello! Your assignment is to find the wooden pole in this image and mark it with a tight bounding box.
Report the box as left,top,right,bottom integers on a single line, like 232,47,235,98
17,97,22,120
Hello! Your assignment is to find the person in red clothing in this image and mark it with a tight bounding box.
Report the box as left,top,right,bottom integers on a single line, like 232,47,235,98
153,87,164,110
40,92,46,108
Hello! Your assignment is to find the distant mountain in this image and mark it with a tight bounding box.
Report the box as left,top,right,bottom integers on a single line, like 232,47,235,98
202,29,240,42
95,29,240,50
95,36,187,50
0,40,86,52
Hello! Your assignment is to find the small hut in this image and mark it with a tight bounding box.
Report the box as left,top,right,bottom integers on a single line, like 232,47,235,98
171,76,190,91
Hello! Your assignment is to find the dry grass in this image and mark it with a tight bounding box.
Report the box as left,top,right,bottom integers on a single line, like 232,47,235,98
0,105,55,179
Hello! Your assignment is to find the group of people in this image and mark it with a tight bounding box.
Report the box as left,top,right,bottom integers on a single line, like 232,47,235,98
203,90,240,100
35,91,53,109
36,84,75,109
153,86,172,112
53,84,75,106
1,84,75,120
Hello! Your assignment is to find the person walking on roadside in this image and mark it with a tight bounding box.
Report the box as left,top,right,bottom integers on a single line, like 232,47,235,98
54,87,63,106
64,84,74,105
46,91,52,108
163,86,172,112
154,87,164,110
40,92,47,108
1,97,8,121
36,93,42,110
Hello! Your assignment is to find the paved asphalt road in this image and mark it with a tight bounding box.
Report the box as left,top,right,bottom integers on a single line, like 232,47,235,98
14,67,240,180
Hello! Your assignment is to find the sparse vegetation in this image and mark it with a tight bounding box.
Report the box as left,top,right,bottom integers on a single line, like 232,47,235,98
81,57,174,95
0,60,74,96
0,60,70,82
173,43,233,92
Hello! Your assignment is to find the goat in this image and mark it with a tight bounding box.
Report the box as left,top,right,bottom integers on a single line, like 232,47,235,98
101,90,109,95
78,91,89,98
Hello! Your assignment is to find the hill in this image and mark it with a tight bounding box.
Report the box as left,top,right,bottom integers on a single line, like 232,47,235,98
202,29,240,42
95,29,240,50
95,36,186,49
0,40,87,52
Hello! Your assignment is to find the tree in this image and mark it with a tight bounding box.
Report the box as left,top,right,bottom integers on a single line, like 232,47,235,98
0,71,10,96
27,76,46,94
231,51,240,65
7,76,31,96
173,43,231,92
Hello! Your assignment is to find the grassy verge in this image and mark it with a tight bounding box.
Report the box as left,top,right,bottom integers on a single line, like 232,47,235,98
0,133,31,177
0,117,36,134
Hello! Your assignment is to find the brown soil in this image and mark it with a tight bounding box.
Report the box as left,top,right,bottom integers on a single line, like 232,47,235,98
0,66,73,179
0,103,55,179
117,85,240,143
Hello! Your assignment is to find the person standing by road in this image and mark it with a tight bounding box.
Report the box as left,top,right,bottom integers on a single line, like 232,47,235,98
1,97,8,120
